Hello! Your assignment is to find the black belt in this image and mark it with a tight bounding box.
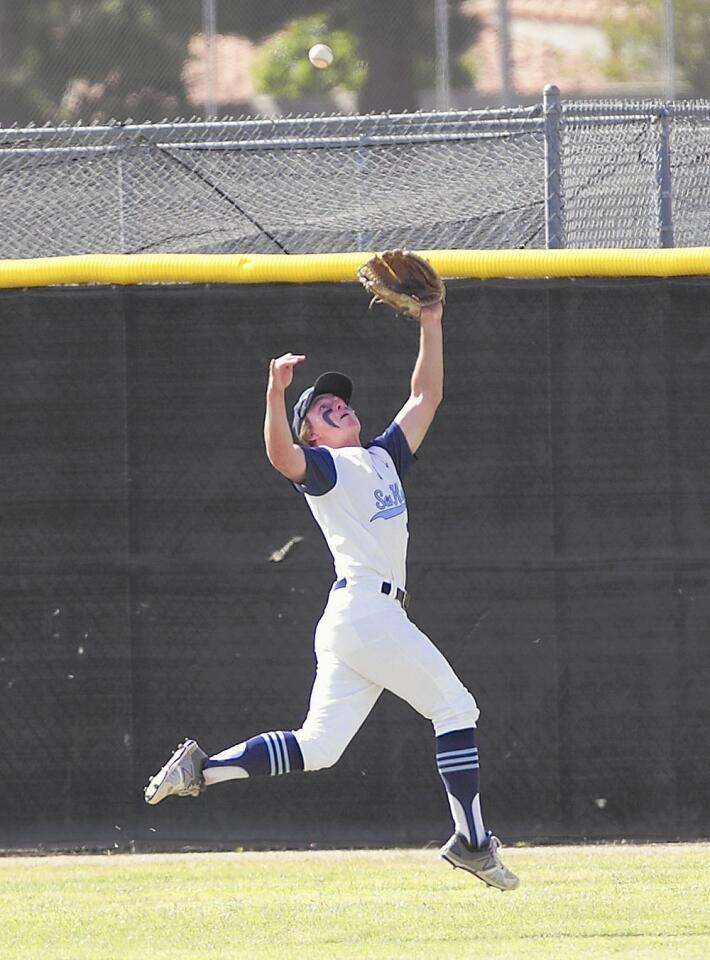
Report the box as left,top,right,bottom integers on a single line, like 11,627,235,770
333,578,409,610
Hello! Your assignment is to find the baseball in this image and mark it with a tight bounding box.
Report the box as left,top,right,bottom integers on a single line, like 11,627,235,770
309,43,334,69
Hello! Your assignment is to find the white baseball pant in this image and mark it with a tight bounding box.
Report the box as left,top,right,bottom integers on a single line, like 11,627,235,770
293,579,479,772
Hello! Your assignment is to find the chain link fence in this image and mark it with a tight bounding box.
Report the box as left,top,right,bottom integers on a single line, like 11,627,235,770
1,95,709,258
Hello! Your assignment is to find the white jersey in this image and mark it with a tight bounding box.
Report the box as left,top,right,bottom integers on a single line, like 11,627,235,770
296,421,415,588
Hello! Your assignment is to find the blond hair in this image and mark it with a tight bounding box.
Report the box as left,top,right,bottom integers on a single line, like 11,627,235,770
299,416,317,446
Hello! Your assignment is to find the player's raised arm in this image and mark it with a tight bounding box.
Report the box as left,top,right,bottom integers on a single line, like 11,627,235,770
357,250,445,454
394,301,444,454
264,353,307,483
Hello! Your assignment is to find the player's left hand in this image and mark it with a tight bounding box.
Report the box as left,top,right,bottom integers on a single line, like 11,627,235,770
357,249,446,322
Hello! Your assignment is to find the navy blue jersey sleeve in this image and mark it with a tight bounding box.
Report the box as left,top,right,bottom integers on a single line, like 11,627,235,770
367,421,416,478
292,446,337,496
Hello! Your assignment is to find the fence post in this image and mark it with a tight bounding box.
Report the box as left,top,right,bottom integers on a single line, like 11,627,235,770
116,155,126,253
499,0,513,107
434,0,451,109
202,0,218,119
657,107,675,248
543,84,564,249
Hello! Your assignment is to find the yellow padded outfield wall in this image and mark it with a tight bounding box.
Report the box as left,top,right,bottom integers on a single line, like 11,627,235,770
1,248,710,288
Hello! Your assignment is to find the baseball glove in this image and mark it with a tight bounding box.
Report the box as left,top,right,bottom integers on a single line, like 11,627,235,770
357,249,446,321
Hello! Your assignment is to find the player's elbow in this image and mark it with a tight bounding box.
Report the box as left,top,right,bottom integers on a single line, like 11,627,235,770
266,446,306,484
270,456,306,484
417,389,443,414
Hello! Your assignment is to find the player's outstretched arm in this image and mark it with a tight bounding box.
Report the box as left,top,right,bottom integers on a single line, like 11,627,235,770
264,353,307,483
394,302,444,453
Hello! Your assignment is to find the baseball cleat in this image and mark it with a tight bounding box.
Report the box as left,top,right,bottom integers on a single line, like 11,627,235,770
144,739,207,805
440,832,520,891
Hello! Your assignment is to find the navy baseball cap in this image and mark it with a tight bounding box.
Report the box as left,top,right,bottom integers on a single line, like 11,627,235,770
291,371,353,440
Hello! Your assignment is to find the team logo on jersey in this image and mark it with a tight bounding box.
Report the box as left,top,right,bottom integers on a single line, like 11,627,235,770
370,483,406,521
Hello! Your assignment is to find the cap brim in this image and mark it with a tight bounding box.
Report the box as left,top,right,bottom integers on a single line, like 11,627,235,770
310,371,353,405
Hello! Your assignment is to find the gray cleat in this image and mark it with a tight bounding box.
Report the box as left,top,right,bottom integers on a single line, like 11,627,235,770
144,739,207,805
440,832,520,891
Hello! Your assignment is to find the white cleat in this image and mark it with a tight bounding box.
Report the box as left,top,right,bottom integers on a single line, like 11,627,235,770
440,832,520,891
144,739,207,805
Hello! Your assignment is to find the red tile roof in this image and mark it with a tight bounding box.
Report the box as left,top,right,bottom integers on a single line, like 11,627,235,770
466,0,625,97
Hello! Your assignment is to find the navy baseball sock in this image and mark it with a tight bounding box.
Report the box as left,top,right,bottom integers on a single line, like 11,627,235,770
202,730,304,785
436,727,487,848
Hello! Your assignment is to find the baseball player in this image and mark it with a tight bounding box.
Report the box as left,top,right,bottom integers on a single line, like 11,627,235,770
145,269,518,891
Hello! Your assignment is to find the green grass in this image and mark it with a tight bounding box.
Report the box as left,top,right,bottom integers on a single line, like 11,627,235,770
0,844,708,959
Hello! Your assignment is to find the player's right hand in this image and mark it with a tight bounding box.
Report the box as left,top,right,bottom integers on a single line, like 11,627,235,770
268,353,306,392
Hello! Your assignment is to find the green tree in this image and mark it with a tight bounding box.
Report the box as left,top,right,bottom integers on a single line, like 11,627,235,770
253,15,365,99
0,1,197,125
218,0,481,113
604,0,710,97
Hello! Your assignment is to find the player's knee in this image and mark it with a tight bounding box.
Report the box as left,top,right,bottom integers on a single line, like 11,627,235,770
292,729,347,772
432,688,480,735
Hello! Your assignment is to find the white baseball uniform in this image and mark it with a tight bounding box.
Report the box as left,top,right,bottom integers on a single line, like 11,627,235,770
292,421,479,772
148,412,496,862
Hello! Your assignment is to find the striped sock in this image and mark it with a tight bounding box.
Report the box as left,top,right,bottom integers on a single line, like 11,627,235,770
436,728,487,848
202,730,304,785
